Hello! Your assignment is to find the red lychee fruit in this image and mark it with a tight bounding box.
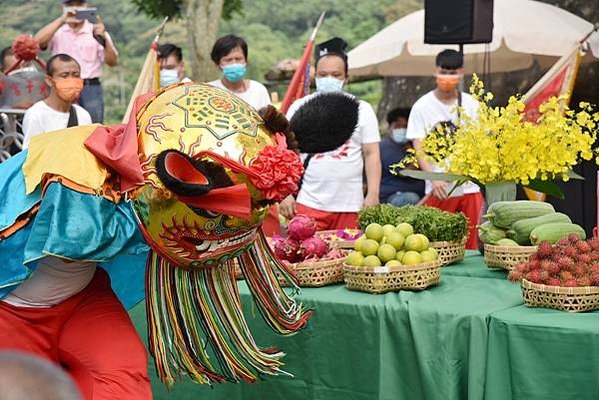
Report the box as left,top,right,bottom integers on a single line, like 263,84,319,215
568,234,581,243
577,254,592,265
560,270,574,281
577,277,592,287
529,260,541,270
514,263,530,274
591,273,599,286
564,279,579,287
557,256,574,269
576,240,592,254
572,265,587,277
562,246,578,259
588,238,599,251
557,237,571,247
547,278,562,286
537,241,554,258
537,270,550,283
526,270,542,283
508,270,523,283
546,262,561,276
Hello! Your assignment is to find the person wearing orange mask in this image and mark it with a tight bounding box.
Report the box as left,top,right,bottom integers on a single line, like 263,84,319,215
22,54,91,149
406,49,483,249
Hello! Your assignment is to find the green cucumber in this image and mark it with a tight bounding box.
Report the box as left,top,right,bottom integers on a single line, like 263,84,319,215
485,201,555,228
507,212,572,245
529,223,586,245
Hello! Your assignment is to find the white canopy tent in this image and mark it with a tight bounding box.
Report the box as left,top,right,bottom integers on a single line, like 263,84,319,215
348,0,599,77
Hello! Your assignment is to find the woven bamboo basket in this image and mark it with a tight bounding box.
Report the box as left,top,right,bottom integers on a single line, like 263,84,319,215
315,230,359,249
522,279,599,313
431,238,466,266
343,260,442,294
279,256,346,287
484,244,537,270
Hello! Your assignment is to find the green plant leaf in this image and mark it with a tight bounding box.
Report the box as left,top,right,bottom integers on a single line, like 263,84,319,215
567,170,585,180
398,170,469,182
524,179,565,200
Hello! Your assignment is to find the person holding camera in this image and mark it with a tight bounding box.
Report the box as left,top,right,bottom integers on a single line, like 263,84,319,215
34,0,119,123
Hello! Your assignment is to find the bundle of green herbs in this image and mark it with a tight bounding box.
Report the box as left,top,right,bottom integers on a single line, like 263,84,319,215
358,204,467,242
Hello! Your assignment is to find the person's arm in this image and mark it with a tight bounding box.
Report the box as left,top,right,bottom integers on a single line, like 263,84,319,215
363,142,381,206
94,18,118,67
411,137,447,200
34,13,70,48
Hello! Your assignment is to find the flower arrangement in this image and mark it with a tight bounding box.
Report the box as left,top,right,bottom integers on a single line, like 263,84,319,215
392,75,599,201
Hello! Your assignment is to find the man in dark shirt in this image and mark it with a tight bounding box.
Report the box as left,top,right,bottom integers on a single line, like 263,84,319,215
379,107,424,206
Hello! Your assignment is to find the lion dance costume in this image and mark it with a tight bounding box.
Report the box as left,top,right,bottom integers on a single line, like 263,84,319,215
0,83,311,393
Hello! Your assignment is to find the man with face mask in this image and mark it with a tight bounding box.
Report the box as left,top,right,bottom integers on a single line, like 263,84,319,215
279,37,381,231
34,0,119,123
22,54,91,149
158,43,191,87
379,107,424,207
406,49,482,249
208,35,271,110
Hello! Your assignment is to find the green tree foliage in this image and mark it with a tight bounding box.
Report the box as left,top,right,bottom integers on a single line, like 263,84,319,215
0,0,422,123
130,0,243,20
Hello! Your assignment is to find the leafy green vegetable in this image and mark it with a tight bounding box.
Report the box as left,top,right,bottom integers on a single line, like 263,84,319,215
358,204,403,228
359,204,468,242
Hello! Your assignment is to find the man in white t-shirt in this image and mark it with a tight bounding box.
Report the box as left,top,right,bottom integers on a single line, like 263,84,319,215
208,35,271,110
406,49,483,249
280,37,381,231
22,54,91,149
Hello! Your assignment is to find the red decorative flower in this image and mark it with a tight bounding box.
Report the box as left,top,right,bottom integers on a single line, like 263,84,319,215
249,134,304,201
12,35,40,62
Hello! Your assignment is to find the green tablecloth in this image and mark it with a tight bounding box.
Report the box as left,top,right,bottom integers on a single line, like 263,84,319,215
129,254,599,400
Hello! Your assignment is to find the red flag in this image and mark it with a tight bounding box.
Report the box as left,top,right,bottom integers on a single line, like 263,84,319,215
279,12,325,114
521,45,582,202
522,45,581,123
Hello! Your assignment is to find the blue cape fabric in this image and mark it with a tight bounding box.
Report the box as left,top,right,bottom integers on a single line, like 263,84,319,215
0,151,149,309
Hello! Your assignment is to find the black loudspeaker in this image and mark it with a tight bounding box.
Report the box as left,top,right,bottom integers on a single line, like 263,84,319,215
424,0,494,44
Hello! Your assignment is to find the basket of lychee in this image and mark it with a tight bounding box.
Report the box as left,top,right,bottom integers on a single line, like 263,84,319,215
508,235,599,313
343,223,442,294
272,215,347,287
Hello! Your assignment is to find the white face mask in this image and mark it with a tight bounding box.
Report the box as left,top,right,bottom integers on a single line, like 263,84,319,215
315,76,344,93
160,69,180,87
391,128,408,144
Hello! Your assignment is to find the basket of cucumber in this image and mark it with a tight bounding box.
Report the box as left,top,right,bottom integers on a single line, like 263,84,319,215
480,201,585,270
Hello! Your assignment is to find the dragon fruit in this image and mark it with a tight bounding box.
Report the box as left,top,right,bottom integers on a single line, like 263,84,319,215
300,236,329,260
287,214,317,241
274,237,301,263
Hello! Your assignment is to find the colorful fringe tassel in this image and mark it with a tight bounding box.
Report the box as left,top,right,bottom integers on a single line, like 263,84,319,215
146,230,312,387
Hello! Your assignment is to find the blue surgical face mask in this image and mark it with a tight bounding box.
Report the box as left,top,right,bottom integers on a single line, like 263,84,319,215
160,69,179,87
315,76,344,93
391,128,408,144
222,63,247,83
